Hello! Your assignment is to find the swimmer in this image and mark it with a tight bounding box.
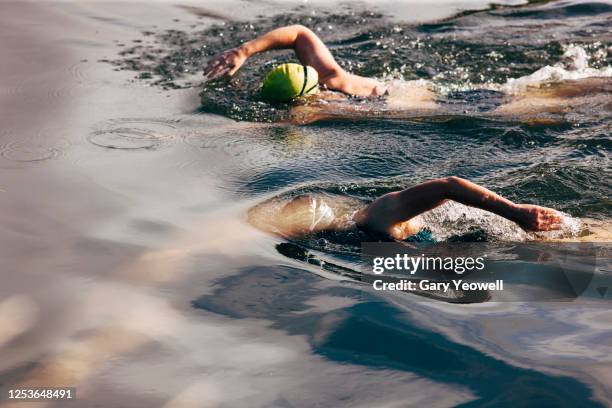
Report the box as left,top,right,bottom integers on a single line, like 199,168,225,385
204,25,611,124
250,176,562,241
204,24,387,97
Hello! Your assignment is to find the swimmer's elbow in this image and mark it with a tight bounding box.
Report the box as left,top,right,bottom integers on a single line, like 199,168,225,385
445,176,465,185
288,24,314,40
441,176,468,198
282,24,320,51
289,24,309,33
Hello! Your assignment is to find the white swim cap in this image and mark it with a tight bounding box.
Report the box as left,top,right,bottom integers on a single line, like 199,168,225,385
308,197,335,231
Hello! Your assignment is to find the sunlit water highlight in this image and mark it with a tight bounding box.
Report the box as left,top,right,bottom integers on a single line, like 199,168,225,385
0,1,611,407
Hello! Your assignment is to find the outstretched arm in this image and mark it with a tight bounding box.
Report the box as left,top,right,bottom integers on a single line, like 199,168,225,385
355,176,561,239
204,25,384,97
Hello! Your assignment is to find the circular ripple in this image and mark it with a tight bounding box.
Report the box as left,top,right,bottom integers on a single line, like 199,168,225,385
89,129,160,149
68,61,90,84
0,136,70,163
88,119,180,150
1,145,60,162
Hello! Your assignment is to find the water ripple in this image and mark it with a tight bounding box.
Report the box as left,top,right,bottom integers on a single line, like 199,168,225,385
88,118,181,150
0,130,71,163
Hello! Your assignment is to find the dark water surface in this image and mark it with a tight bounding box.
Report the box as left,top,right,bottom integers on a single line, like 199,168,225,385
0,1,611,407
195,266,603,407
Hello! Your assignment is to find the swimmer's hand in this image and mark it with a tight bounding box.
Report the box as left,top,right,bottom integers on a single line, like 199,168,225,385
204,46,248,81
515,204,562,231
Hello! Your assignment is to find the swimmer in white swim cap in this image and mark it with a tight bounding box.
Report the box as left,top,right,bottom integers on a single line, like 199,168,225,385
253,177,562,241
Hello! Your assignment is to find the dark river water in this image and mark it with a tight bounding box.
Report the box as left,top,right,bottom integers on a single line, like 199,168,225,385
0,1,610,407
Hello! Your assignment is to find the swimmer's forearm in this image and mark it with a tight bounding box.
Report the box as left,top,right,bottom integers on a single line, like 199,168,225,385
205,26,309,79
382,177,521,224
239,25,307,58
420,177,561,232
441,177,521,222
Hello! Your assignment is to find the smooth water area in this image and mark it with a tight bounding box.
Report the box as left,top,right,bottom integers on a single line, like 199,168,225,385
0,1,610,407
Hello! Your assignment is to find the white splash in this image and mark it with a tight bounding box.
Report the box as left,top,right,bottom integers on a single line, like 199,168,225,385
383,79,439,110
501,44,612,93
422,201,583,242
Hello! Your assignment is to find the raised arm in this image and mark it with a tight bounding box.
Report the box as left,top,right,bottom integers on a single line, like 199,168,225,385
204,25,384,97
355,176,561,239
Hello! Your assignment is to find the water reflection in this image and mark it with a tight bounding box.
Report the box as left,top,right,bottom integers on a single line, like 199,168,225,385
194,265,603,407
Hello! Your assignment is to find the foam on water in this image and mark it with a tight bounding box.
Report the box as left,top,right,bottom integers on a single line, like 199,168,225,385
421,201,584,242
500,44,612,93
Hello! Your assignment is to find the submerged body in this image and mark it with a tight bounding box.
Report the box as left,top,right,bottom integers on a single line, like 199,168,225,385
285,76,612,125
249,177,562,242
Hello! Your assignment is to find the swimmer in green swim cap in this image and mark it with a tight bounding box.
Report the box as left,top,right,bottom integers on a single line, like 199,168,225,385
260,63,320,103
204,25,610,125
249,177,562,241
204,25,387,99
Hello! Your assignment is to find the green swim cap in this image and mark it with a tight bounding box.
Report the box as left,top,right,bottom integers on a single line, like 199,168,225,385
261,63,319,103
